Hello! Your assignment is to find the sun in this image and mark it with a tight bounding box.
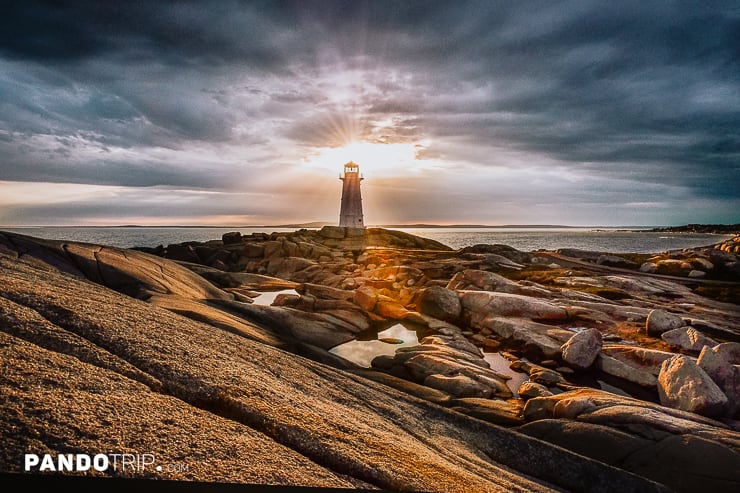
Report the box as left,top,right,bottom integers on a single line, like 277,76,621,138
302,141,421,173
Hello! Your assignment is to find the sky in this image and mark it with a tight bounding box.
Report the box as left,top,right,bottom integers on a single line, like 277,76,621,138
0,1,738,227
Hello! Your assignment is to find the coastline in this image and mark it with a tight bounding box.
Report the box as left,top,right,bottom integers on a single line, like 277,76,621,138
1,226,738,492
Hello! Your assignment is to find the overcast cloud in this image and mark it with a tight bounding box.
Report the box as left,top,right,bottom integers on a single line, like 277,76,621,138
0,1,738,226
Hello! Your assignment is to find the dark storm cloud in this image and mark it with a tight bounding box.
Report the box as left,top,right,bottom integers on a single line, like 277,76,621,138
0,137,237,188
0,1,287,66
0,1,738,224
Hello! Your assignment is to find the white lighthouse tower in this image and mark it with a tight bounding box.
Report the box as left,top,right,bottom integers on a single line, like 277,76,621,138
338,161,364,228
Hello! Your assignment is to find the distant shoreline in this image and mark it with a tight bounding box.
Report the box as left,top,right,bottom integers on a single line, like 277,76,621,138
2,223,738,234
0,224,651,229
641,224,740,234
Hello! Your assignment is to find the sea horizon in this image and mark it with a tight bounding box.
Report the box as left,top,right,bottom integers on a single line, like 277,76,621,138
2,224,735,254
0,223,680,230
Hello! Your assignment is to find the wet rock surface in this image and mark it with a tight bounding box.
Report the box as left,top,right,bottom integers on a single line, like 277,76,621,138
2,228,739,492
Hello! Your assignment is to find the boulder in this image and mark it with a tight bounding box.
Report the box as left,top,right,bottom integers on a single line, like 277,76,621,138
221,231,243,245
469,317,571,360
529,367,566,387
661,327,717,352
646,309,686,336
691,258,714,270
596,255,638,269
417,286,461,322
268,256,316,278
164,243,201,263
262,240,284,259
375,300,410,319
319,226,346,239
518,381,553,400
272,293,301,306
657,355,728,417
697,346,740,417
639,262,658,273
561,328,603,370
352,285,378,312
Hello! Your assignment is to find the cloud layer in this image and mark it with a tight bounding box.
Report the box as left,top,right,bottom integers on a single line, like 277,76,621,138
1,1,738,225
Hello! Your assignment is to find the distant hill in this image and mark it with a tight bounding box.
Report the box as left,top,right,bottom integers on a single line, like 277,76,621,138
649,224,740,234
268,221,334,228
378,224,578,229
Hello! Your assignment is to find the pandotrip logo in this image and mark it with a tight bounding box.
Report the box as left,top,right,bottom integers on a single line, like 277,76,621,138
23,453,189,473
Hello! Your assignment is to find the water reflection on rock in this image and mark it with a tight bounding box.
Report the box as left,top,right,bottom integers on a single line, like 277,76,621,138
483,352,530,397
329,324,421,368
251,289,299,306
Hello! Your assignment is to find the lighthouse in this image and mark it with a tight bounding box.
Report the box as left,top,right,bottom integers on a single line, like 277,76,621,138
338,161,364,228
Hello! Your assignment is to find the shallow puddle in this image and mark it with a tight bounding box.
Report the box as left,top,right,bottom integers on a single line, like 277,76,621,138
329,324,421,367
250,289,299,306
483,352,529,397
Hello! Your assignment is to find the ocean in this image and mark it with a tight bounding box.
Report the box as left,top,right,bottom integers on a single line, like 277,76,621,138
0,226,732,254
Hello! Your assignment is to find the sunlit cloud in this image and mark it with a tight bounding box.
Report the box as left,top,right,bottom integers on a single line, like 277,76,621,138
302,141,423,174
0,2,737,226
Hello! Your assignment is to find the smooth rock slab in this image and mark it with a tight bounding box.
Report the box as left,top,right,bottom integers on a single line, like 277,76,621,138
619,434,740,493
521,388,736,444
519,419,650,466
594,354,658,388
714,342,740,365
601,345,679,375
561,328,603,370
460,291,569,320
424,374,491,398
451,398,525,426
403,353,512,397
446,269,547,296
658,355,728,418
519,419,740,493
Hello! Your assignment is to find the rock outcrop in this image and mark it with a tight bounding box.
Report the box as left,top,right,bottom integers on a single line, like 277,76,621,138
1,247,672,493
2,227,739,492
